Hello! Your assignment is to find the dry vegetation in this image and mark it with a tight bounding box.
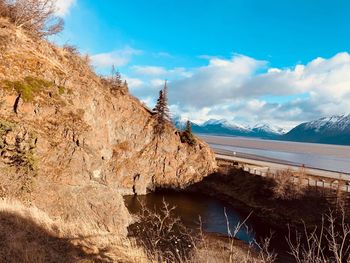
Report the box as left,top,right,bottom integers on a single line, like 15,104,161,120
4,194,343,263
272,169,306,200
0,198,150,263
287,208,350,262
0,0,63,37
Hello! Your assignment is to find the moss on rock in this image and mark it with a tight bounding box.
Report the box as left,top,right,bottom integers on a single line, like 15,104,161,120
3,77,53,102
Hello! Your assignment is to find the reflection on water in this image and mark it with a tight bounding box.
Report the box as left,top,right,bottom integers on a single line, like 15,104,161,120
124,191,255,244
211,143,350,173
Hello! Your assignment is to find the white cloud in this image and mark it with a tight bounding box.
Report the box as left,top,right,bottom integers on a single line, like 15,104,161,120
129,52,350,129
55,0,76,16
132,65,191,78
132,66,168,76
91,47,142,69
126,77,144,88
170,54,267,107
150,78,166,87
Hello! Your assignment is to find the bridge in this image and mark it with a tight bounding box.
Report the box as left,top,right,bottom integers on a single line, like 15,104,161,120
214,148,350,192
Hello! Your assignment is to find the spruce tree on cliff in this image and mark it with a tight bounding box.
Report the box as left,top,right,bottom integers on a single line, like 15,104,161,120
153,81,171,134
111,65,122,87
180,120,196,146
185,120,192,134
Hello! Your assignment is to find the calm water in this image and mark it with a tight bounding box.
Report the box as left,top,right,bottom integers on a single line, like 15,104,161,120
210,143,350,173
125,191,255,243
124,191,293,262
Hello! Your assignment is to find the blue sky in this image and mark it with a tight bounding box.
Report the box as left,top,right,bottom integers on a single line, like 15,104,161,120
55,0,350,129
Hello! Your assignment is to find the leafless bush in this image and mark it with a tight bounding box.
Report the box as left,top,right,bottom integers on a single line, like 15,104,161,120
128,199,198,262
272,169,305,200
0,0,63,37
191,209,276,263
223,209,276,263
63,44,80,55
287,208,350,262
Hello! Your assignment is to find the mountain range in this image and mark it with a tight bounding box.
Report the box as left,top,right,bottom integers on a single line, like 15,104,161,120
283,115,350,145
174,114,350,146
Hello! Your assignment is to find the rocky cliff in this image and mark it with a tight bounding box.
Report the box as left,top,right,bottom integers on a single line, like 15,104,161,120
0,18,216,235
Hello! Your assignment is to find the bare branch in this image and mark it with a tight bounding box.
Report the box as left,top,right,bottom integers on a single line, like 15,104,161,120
0,0,64,37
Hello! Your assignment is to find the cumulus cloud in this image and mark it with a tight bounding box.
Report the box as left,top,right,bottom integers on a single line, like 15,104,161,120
91,47,142,69
125,77,144,89
132,66,168,76
55,0,75,16
132,65,191,78
129,52,350,129
170,54,267,107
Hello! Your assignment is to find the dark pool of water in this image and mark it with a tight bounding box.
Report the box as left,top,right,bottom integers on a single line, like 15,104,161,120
124,191,297,262
125,191,256,244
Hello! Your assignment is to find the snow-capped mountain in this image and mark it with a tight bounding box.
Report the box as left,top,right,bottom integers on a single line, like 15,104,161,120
252,123,287,135
173,115,350,145
203,119,249,131
173,117,286,139
283,114,350,145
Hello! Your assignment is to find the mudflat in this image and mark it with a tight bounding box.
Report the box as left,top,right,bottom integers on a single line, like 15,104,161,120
200,135,350,158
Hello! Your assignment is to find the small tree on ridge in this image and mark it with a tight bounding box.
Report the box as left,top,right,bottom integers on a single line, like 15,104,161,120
153,81,171,134
180,120,196,146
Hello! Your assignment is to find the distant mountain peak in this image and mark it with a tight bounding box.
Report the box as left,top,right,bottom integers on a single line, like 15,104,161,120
253,123,287,135
303,114,350,132
284,114,350,145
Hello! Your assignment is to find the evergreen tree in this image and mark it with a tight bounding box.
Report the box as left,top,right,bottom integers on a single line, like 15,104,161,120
180,119,196,146
111,65,122,86
153,81,171,134
161,80,171,122
185,120,192,134
123,80,129,92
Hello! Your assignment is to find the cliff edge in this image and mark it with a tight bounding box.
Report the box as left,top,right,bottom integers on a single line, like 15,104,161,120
0,18,216,235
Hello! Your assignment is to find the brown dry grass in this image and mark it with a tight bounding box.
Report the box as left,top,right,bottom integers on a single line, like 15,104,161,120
0,199,150,263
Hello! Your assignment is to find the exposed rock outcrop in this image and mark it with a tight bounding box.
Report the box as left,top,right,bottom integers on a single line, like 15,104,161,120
0,18,216,235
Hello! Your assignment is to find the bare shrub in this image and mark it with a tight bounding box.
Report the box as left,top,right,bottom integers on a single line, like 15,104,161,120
272,169,305,200
63,44,80,55
128,199,197,262
0,0,63,37
191,210,276,263
287,208,350,262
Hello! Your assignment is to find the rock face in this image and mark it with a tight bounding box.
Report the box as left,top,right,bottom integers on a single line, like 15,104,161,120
0,19,217,234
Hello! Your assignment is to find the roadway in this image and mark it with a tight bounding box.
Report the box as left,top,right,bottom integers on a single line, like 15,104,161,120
199,135,350,185
215,150,350,182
